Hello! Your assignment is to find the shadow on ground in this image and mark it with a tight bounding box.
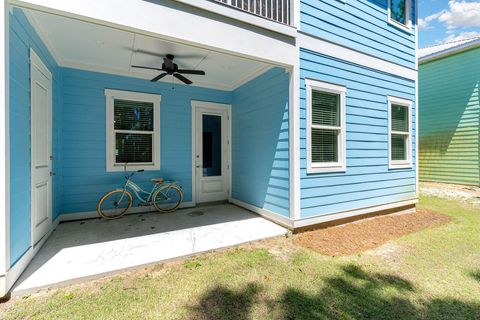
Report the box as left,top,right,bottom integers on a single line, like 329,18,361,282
187,265,480,320
470,270,480,283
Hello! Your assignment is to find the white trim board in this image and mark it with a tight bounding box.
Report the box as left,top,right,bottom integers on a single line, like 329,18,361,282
0,0,11,287
293,198,418,228
297,32,417,80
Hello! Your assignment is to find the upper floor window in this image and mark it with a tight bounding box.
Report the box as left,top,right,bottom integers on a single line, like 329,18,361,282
388,96,412,169
389,0,411,31
105,89,161,172
305,79,346,174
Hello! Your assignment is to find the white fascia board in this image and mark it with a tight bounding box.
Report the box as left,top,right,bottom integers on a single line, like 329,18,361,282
10,0,297,67
297,32,417,80
172,0,297,38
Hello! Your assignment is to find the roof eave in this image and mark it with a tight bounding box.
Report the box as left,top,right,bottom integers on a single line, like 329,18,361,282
419,39,480,64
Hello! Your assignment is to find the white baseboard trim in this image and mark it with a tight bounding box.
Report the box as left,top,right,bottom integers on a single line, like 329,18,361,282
59,201,195,222
4,216,60,295
293,198,419,228
229,198,294,229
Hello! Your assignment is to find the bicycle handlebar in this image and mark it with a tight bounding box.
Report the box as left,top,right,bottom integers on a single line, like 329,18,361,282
123,163,145,179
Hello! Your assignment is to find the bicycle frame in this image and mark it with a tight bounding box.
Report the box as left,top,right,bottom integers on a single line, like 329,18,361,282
117,172,180,206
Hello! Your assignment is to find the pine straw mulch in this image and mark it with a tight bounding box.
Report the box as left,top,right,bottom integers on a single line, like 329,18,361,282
294,208,450,256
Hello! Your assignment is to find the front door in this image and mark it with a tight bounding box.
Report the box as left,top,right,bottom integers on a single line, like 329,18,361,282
30,49,52,245
194,103,230,203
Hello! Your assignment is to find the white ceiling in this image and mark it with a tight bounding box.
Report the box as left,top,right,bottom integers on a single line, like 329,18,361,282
25,9,273,91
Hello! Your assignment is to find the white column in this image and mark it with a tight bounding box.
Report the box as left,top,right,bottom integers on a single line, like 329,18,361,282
0,0,10,298
288,55,300,221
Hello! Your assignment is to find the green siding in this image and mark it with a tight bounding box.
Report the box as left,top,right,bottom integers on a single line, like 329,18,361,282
419,47,480,186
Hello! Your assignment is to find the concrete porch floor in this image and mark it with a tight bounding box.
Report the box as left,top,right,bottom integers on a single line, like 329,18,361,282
12,204,287,295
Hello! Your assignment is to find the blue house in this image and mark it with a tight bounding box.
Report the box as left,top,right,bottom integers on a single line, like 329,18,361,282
0,0,418,295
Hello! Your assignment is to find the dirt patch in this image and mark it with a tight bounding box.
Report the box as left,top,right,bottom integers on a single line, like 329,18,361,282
420,182,480,208
294,208,450,256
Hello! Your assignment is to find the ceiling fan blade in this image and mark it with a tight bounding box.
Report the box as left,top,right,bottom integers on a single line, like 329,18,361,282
150,73,168,82
173,73,193,85
132,65,163,71
177,69,206,75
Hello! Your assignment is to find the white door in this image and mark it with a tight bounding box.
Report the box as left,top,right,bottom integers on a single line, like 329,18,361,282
194,103,230,203
30,49,52,245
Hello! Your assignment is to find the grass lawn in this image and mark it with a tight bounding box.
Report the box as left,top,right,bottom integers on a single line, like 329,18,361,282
2,196,480,319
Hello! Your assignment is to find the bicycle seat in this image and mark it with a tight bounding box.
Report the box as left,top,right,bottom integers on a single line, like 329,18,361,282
151,178,164,184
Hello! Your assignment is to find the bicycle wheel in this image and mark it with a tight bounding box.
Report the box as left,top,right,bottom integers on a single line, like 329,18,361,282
97,189,133,219
153,185,183,213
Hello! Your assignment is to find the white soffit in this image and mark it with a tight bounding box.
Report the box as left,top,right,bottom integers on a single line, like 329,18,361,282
25,9,273,91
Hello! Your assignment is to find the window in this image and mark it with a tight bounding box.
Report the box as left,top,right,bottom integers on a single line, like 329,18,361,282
306,79,346,173
388,96,412,169
105,89,161,172
388,0,411,31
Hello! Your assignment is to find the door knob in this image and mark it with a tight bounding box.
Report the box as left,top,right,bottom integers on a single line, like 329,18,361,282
50,172,56,176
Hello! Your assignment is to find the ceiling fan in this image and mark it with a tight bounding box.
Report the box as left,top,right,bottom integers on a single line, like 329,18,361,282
131,54,205,85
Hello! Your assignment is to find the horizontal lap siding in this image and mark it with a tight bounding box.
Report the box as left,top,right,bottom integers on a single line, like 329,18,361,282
9,9,63,266
300,0,416,69
232,68,290,217
300,49,416,218
61,68,231,213
419,48,480,186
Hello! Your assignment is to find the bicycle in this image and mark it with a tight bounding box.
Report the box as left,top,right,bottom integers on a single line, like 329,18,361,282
96,165,183,219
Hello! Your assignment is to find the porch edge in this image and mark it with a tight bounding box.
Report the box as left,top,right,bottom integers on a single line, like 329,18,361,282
4,216,60,296
230,198,294,229
59,201,195,222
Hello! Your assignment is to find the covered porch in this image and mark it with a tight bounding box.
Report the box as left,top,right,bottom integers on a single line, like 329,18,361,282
12,203,286,294
5,4,293,296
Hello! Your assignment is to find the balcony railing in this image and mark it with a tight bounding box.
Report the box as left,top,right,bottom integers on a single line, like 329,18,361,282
212,0,290,25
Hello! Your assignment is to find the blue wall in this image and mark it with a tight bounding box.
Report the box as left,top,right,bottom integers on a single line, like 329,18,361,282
300,0,416,69
61,68,231,213
232,68,290,217
9,9,63,266
299,49,417,218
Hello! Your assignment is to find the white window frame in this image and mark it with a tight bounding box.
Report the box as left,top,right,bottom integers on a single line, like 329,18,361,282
388,96,412,169
388,0,412,32
305,79,347,174
105,89,161,172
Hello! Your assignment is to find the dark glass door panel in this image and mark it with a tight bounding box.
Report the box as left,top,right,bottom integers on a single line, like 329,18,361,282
202,114,222,177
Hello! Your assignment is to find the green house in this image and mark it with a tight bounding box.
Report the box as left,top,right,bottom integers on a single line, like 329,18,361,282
419,38,480,186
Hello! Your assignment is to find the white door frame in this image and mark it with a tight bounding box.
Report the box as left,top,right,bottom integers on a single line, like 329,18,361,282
191,100,231,205
30,48,52,246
